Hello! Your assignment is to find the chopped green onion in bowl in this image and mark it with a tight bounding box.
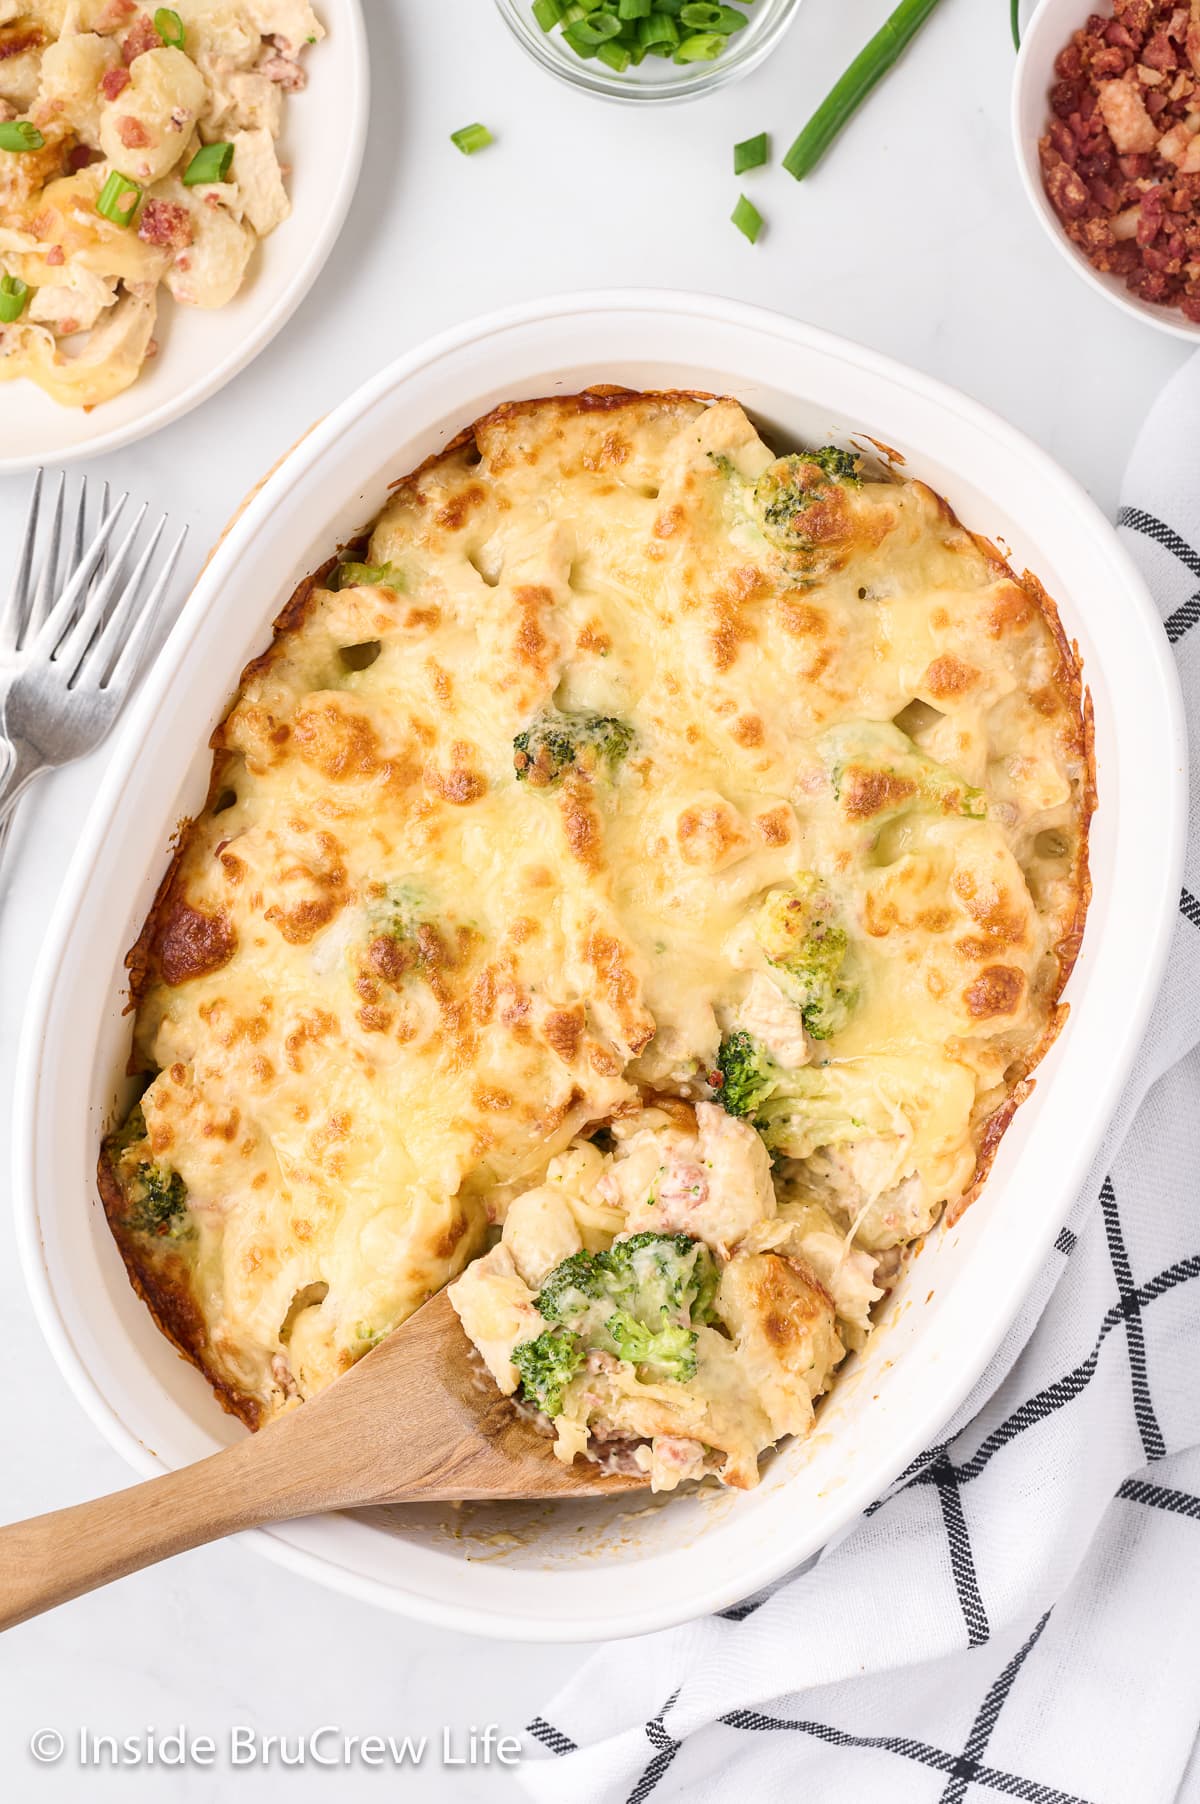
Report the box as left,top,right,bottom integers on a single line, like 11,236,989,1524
96,170,143,226
153,7,185,47
733,130,769,173
731,193,763,243
531,0,759,70
451,122,494,154
0,274,31,323
183,141,234,185
0,120,46,152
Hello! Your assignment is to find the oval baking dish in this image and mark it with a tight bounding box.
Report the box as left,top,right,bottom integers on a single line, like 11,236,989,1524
13,292,1186,1642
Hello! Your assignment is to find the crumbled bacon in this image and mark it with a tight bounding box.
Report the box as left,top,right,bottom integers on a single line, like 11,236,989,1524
45,243,64,266
100,65,131,100
67,143,102,172
257,51,306,90
95,0,136,29
121,12,162,63
137,198,192,249
1039,0,1200,319
116,114,152,148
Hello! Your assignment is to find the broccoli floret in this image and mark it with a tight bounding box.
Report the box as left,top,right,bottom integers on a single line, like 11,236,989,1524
127,1162,188,1238
370,880,427,943
535,1250,609,1325
512,1233,717,1411
329,559,404,592
714,1029,779,1119
754,877,855,1040
754,449,862,540
806,445,862,484
823,721,986,825
598,1232,719,1327
712,1039,915,1162
511,1329,584,1417
607,1314,698,1384
513,708,633,788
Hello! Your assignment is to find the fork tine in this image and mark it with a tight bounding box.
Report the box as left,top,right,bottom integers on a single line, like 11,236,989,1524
50,502,146,680
25,471,66,646
82,514,166,687
0,467,42,652
28,493,128,668
103,523,187,693
72,475,88,576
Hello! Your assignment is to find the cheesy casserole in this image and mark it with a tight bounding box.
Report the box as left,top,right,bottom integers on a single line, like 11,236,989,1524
0,0,321,407
100,389,1093,1491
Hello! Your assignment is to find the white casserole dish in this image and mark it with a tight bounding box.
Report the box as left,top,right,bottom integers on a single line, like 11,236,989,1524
13,291,1186,1642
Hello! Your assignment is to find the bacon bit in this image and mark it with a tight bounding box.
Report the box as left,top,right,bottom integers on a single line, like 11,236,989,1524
257,52,306,90
67,143,103,172
59,317,80,335
116,114,152,148
45,244,65,266
100,65,131,100
0,26,45,61
95,0,136,28
137,197,192,248
121,12,162,63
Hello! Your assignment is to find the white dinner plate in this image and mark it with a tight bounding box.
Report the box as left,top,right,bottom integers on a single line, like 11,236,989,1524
0,0,368,474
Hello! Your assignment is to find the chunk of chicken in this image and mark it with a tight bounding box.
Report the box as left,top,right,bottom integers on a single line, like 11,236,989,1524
733,971,810,1069
446,1243,542,1396
501,1184,583,1291
715,1252,842,1441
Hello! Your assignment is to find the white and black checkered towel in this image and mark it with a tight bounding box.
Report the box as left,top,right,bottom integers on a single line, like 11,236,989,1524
518,356,1200,1804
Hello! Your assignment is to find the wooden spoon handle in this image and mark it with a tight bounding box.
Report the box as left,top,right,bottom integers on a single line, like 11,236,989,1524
0,1442,286,1630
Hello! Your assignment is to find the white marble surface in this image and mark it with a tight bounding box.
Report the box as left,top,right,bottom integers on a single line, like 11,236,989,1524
0,0,1188,1794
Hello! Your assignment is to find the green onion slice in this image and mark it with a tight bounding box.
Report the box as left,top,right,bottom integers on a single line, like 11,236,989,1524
0,273,30,323
154,7,185,46
1010,0,1020,49
638,12,679,44
450,122,493,155
532,0,564,27
0,120,46,153
183,140,234,185
783,0,944,183
674,30,724,60
733,130,768,174
680,1,721,22
570,10,623,42
597,37,631,69
96,169,143,225
618,0,652,15
731,193,763,243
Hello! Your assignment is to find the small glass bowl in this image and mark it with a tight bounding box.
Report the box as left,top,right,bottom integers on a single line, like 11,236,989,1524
494,0,803,104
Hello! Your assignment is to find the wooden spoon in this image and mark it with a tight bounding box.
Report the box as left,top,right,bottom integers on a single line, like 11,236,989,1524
0,1290,645,1630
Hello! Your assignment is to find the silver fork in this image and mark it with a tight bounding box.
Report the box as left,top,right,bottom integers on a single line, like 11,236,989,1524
0,471,187,833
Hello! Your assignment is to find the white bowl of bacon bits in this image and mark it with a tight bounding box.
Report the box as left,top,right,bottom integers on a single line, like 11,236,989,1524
1015,0,1200,337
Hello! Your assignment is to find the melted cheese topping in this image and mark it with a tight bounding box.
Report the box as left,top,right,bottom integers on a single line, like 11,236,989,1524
101,391,1092,1449
0,0,320,408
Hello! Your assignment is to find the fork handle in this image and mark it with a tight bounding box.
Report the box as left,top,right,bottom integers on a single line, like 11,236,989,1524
0,734,42,830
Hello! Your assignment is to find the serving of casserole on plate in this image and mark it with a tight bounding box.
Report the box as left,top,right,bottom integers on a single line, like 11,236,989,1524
98,383,1094,1498
16,296,1183,1637
0,0,365,470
